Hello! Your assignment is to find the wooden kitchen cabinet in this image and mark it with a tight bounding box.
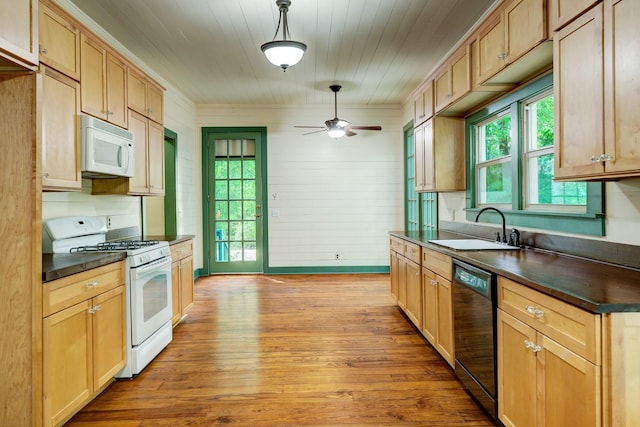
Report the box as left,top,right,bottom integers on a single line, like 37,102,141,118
413,80,433,127
80,33,128,128
389,238,423,332
91,109,165,196
171,240,194,326
476,0,550,85
434,44,471,113
404,258,422,327
549,0,600,30
41,65,81,191
421,248,454,366
38,1,80,80
128,68,164,124
414,116,465,192
497,276,600,427
389,236,404,301
0,0,38,68
554,0,640,181
43,261,126,427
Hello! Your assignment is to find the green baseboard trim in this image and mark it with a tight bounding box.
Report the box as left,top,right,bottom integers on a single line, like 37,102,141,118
264,266,390,275
194,268,206,279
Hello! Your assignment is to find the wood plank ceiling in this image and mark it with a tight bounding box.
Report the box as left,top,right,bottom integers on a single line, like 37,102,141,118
64,0,497,106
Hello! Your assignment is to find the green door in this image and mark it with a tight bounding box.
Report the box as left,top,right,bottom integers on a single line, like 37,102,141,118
205,130,265,273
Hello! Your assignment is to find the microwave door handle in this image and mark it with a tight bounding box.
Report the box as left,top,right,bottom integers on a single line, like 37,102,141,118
119,144,129,169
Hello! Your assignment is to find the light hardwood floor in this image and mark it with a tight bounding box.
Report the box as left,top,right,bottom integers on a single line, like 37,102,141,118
66,274,495,426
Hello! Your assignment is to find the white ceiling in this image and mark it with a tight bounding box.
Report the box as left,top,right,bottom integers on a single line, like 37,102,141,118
65,0,497,106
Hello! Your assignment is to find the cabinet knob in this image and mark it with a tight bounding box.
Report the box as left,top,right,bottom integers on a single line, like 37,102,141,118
430,279,437,286
88,305,102,314
524,339,541,352
525,305,544,318
39,46,48,54
86,280,99,288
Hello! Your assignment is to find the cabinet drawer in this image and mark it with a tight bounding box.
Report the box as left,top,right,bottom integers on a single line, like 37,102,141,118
171,240,193,260
43,261,125,317
404,241,421,265
422,248,451,280
389,236,404,253
498,276,600,364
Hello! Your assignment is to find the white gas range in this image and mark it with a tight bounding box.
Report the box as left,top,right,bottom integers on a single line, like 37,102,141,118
43,216,173,378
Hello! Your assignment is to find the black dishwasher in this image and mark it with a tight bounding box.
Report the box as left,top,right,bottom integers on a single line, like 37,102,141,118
452,259,497,420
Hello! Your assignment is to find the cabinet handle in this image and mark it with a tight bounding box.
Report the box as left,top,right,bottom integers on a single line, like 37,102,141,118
86,281,99,288
39,46,48,54
591,154,614,163
430,279,437,286
43,172,49,178
525,305,544,318
524,339,541,352
88,305,102,314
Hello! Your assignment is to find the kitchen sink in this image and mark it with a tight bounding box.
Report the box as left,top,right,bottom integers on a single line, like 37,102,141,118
428,239,520,251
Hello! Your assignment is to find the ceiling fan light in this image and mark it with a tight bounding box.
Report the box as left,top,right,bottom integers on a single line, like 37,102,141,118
327,127,346,139
261,40,307,70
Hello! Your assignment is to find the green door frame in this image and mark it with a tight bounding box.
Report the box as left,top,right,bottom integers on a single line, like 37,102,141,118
164,128,178,236
201,127,268,275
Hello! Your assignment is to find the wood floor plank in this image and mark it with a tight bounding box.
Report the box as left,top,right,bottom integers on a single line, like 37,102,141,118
66,274,495,426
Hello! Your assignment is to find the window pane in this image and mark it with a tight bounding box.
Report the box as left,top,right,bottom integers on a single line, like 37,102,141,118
243,160,256,179
214,160,228,179
528,154,586,205
528,95,554,150
229,201,242,220
478,114,511,162
229,160,242,179
478,163,512,204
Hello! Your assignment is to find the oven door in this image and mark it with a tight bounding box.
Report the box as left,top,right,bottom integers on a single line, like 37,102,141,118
129,256,172,346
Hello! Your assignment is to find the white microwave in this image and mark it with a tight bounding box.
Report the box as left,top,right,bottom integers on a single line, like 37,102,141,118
81,114,135,178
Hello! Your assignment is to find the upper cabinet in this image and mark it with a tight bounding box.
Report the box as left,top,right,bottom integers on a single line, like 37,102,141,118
549,0,600,31
0,0,38,68
80,33,128,128
554,0,640,181
476,0,551,86
128,68,164,124
413,80,433,127
38,1,80,80
434,44,471,113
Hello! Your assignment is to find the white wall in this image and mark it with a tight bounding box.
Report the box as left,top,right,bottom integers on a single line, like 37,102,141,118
197,104,404,268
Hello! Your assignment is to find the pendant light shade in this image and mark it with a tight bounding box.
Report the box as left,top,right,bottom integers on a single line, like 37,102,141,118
261,0,306,71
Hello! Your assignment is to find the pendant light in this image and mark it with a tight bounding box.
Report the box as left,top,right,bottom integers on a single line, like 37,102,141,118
261,0,306,71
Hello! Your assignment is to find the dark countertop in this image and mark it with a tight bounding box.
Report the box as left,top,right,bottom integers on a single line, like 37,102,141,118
42,235,195,283
390,230,640,314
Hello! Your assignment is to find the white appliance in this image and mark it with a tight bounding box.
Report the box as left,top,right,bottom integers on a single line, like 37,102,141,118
43,216,172,378
81,114,135,178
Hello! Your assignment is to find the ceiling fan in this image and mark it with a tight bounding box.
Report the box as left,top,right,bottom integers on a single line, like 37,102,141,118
295,85,382,138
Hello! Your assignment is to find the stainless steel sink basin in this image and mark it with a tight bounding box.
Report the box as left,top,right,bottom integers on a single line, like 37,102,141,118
428,239,520,251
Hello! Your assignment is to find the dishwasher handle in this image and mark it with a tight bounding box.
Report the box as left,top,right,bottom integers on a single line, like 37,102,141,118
452,260,493,300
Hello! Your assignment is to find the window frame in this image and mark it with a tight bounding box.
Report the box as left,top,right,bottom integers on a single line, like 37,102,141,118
465,73,605,236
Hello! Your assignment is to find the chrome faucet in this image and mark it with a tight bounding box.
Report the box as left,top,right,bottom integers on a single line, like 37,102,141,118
475,207,507,244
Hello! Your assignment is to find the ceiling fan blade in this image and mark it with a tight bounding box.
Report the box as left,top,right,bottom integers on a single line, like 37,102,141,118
350,125,382,131
345,129,358,137
294,125,325,129
302,129,327,136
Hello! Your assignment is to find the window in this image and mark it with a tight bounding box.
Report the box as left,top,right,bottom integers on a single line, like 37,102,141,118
404,124,437,232
466,74,604,236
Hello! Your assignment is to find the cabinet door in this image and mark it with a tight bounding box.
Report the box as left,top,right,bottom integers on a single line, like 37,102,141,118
398,256,407,310
147,81,164,124
603,0,640,175
414,124,425,191
497,310,536,427
43,300,92,427
504,0,547,65
414,81,433,127
148,119,165,195
422,119,435,190
404,260,422,327
127,68,148,115
39,2,80,79
421,268,438,345
105,53,127,128
449,46,470,103
553,4,604,180
42,66,81,191
128,109,150,193
92,285,126,390
550,0,599,30
477,13,505,84
434,69,450,112
180,255,194,314
540,334,600,427
0,0,38,67
80,33,106,120
171,260,181,325
432,116,465,192
436,277,454,366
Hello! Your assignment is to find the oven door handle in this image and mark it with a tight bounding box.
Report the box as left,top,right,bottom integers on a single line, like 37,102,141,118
133,256,172,277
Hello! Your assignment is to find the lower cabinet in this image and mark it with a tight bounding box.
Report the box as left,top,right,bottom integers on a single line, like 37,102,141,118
404,259,422,327
42,262,126,427
497,276,600,427
171,239,194,326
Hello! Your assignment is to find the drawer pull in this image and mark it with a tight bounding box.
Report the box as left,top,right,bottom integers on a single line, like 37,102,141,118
86,281,99,288
525,305,544,318
88,305,102,314
524,339,541,352
430,279,437,286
